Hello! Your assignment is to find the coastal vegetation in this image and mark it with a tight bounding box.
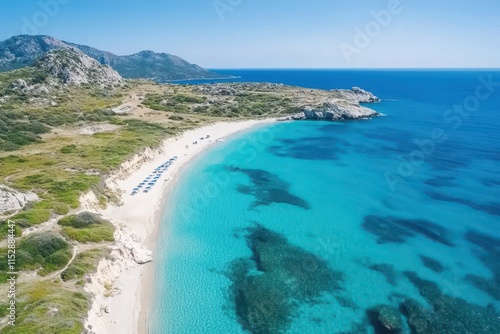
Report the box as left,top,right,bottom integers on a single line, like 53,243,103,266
58,212,115,243
61,248,110,282
0,280,89,334
142,84,298,118
0,232,72,277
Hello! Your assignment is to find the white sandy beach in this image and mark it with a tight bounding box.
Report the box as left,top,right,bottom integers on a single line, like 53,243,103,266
81,118,275,334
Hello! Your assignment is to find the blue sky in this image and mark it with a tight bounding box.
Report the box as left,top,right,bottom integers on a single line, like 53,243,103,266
1,0,499,68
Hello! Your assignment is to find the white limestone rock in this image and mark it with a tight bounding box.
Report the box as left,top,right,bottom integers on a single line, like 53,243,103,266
123,240,152,264
331,86,380,103
0,184,39,214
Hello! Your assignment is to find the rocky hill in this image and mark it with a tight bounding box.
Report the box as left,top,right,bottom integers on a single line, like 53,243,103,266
66,42,226,82
0,48,123,111
0,35,226,81
35,49,123,86
0,35,66,71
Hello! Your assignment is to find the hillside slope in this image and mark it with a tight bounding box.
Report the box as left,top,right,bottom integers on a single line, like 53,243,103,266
0,35,226,81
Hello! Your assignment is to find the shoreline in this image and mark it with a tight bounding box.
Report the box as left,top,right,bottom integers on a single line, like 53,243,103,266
164,75,241,83
81,118,276,334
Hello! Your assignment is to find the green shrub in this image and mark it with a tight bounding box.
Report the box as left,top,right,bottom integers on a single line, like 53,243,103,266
31,71,48,84
60,144,77,154
51,202,70,215
58,212,115,243
1,232,72,275
0,110,51,151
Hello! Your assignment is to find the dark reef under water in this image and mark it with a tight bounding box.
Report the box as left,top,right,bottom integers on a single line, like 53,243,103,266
424,176,457,188
225,224,342,334
227,167,311,210
401,271,500,334
465,230,500,301
224,224,500,334
370,263,400,287
268,136,348,161
364,271,500,334
362,215,453,247
419,255,446,273
426,191,500,217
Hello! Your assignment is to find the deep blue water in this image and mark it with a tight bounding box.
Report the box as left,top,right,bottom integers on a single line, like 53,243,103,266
151,70,500,333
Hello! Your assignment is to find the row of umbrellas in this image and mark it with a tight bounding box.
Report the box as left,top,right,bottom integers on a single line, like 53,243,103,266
131,156,178,195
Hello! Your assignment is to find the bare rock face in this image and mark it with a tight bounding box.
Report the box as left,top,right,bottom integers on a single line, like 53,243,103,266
35,49,123,86
10,78,29,90
285,87,380,121
301,102,377,120
122,240,153,264
0,184,39,214
291,102,378,121
332,86,381,103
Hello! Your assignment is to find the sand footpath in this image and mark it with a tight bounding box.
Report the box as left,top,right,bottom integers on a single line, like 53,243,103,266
81,118,275,334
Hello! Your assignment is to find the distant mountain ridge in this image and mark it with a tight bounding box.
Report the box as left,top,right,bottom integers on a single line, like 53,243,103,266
0,35,227,82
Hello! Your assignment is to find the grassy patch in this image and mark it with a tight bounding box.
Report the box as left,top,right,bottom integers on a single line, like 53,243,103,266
9,209,51,228
0,280,89,334
61,248,110,282
58,212,115,243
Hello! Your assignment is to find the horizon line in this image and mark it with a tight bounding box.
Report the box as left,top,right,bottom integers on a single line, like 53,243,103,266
209,67,500,70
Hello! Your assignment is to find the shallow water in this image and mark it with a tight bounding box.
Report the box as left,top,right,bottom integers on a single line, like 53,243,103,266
151,70,500,333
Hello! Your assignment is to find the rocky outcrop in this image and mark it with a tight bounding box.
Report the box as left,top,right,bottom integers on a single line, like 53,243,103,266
122,240,152,264
289,102,377,121
285,87,380,121
332,86,381,103
0,184,39,214
35,49,123,86
299,103,377,120
10,78,52,95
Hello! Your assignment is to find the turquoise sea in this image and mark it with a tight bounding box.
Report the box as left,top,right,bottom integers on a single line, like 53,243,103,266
150,70,500,333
